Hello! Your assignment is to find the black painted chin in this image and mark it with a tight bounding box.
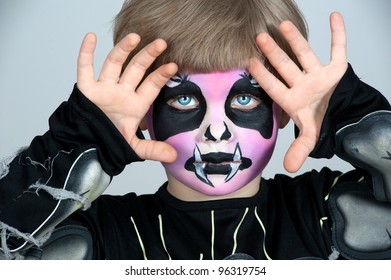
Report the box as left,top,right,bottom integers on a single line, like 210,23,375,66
184,143,252,187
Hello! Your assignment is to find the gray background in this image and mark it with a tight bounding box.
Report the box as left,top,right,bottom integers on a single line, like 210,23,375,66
0,0,390,195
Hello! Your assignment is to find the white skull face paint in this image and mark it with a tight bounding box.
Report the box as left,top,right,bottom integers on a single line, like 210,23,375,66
146,69,281,196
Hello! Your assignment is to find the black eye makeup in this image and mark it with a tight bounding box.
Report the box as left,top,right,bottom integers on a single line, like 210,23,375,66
152,80,206,141
152,72,274,141
225,73,274,139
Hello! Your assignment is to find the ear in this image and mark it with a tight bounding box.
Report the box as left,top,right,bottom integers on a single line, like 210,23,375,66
139,118,148,131
279,111,290,128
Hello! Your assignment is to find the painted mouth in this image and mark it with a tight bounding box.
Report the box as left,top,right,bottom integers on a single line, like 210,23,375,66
184,143,252,187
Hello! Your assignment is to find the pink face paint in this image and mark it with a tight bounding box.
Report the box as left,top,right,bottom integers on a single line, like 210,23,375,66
146,69,280,196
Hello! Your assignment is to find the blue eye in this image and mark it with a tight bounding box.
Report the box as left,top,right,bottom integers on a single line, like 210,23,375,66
235,95,252,105
168,95,199,110
231,94,260,110
177,96,193,106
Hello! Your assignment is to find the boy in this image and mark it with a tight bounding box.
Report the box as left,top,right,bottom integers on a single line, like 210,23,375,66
1,0,391,259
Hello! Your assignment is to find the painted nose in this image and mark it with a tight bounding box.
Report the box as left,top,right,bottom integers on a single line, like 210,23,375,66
204,122,232,142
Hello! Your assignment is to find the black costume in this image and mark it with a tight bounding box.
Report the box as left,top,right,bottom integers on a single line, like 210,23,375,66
1,65,391,260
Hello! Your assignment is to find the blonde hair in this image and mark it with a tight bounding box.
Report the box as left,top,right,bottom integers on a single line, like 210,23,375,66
113,0,307,74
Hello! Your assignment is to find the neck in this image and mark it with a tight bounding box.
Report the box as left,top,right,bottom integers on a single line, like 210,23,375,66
166,174,262,202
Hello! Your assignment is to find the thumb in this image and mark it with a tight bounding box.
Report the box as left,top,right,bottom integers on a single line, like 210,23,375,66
131,139,178,163
283,131,317,173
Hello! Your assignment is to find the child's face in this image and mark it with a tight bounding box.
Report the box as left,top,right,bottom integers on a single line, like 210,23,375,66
146,69,280,196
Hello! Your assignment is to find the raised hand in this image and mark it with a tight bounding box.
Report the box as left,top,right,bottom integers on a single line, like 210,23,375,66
249,12,348,173
76,33,178,163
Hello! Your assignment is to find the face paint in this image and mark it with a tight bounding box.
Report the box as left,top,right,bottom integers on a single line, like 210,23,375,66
146,69,280,196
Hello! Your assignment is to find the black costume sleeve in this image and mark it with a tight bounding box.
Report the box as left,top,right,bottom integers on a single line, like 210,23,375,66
302,64,391,159
47,84,143,175
308,65,391,259
0,85,143,257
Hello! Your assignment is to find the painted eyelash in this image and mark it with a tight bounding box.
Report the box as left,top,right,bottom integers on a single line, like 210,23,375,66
240,72,261,88
165,74,190,88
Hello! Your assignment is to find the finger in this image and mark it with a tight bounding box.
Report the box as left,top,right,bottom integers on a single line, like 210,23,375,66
131,138,178,163
255,32,302,87
77,33,97,85
119,38,168,89
329,12,347,64
136,62,178,106
279,21,321,73
283,130,317,173
248,57,289,108
98,33,141,82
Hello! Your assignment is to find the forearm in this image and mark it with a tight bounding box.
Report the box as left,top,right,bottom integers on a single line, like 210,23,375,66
323,67,391,259
309,64,391,159
0,85,143,258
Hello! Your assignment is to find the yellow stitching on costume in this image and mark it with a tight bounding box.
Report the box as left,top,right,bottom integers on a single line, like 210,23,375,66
254,206,272,260
320,216,328,231
211,210,215,260
130,216,148,260
158,214,171,260
325,175,341,201
232,207,249,255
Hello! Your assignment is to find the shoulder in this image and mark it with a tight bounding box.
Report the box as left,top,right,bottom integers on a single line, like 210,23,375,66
95,191,162,211
262,167,369,212
264,167,343,196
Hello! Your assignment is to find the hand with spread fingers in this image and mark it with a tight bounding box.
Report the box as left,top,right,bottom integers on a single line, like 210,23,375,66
249,12,348,173
76,33,178,163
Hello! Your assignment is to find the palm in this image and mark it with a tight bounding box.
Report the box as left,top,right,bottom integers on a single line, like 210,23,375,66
76,33,178,162
249,12,348,173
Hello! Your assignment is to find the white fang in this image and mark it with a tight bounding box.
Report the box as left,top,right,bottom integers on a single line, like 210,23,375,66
225,144,242,182
193,145,211,186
